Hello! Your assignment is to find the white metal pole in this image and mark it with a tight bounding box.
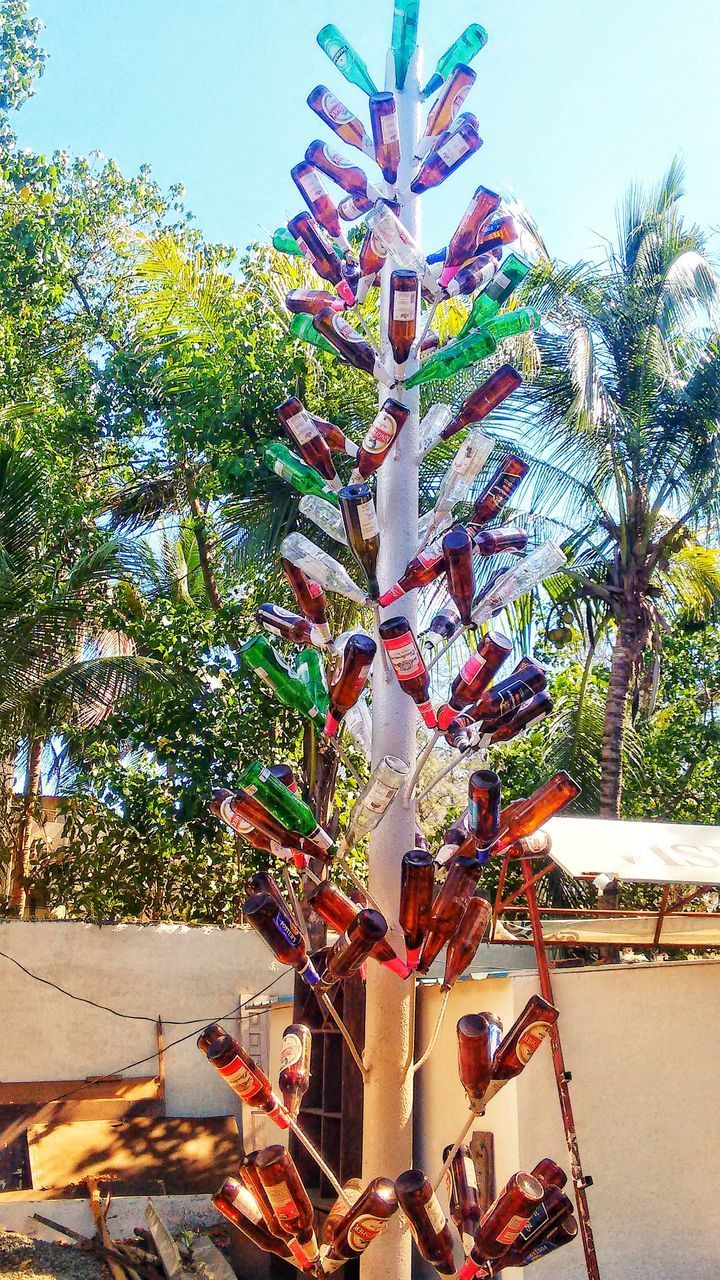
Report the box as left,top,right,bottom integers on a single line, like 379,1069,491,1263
361,43,422,1280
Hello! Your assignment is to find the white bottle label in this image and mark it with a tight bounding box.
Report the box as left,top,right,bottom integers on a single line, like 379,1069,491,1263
357,499,379,539
363,778,396,813
437,132,471,168
380,112,399,145
301,169,325,202
332,314,364,345
280,1032,304,1069
287,409,318,445
424,1192,447,1234
321,91,354,126
451,440,479,479
392,289,417,322
463,1154,478,1191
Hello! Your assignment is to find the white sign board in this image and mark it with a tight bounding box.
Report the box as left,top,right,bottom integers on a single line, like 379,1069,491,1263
545,815,720,886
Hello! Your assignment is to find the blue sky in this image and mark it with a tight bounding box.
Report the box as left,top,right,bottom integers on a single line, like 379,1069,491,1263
15,0,720,266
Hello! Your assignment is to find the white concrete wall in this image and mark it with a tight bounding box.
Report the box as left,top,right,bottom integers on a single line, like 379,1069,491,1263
414,959,720,1280
0,921,293,1122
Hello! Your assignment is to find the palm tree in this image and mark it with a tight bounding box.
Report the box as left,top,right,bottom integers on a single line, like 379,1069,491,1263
503,161,720,818
0,437,159,913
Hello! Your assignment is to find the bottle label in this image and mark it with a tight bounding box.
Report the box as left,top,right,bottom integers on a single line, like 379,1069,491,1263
325,144,357,173
437,132,471,168
362,410,398,454
274,910,303,949
496,1212,532,1245
459,652,487,684
383,631,423,679
357,499,379,539
347,1213,389,1251
299,169,326,202
517,1020,551,1064
270,839,294,861
424,1192,447,1234
463,1154,478,1191
280,1032,304,1070
418,549,444,571
392,288,417,322
518,1203,549,1243
452,439,482,480
218,799,253,834
488,269,511,297
332,314,365,345
217,1055,263,1100
264,1180,299,1221
321,90,354,126
287,409,318,445
380,112,399,145
363,778,396,813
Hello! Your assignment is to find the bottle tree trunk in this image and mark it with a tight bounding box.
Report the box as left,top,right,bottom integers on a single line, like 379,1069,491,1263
8,737,43,917
361,47,421,1280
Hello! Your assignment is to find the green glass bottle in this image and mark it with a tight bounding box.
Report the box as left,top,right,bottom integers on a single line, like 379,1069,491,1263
483,306,540,342
404,329,497,388
317,24,378,96
422,24,488,99
264,442,341,507
272,227,303,257
392,0,419,90
241,635,321,722
458,253,531,338
238,760,337,855
293,648,330,721
289,311,341,357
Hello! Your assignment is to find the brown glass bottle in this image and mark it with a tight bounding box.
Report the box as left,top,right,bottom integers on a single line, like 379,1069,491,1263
457,1012,503,1110
440,366,523,442
443,252,497,299
284,286,346,318
239,1151,285,1237
245,871,288,916
410,116,482,195
319,908,389,987
442,895,492,990
313,308,395,385
420,328,440,356
378,616,437,729
306,139,376,201
416,855,482,974
339,483,380,597
254,1145,319,1270
378,544,446,607
467,456,530,532
440,184,501,286
473,527,528,557
326,1176,399,1263
290,161,346,245
437,632,512,732
268,762,298,793
490,772,580,856
307,86,374,157
388,270,419,365
483,995,559,1102
418,65,477,163
325,632,376,737
489,692,552,744
464,1171,545,1266
353,398,410,479
243,892,321,987
197,1024,288,1128
307,880,409,976
278,1023,312,1119
442,526,475,625
508,1209,577,1267
221,789,307,859
499,1186,574,1267
443,1143,482,1255
399,848,435,968
281,556,332,644
256,602,327,649
475,214,517,256
395,1169,458,1275
471,659,547,728
212,1177,293,1259
359,222,387,277
531,1158,567,1191
369,92,400,183
436,810,468,871
287,211,353,305
322,1179,363,1244
467,769,501,854
309,411,359,458
276,396,340,488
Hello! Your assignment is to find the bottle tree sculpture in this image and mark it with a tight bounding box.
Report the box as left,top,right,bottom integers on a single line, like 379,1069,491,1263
202,5,601,1280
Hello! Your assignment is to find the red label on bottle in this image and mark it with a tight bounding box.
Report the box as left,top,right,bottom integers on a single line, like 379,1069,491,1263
217,1055,263,1100
496,1212,532,1245
321,91,354,126
362,409,397,454
383,631,423,679
516,1021,551,1064
332,314,364,345
347,1214,389,1251
460,651,486,682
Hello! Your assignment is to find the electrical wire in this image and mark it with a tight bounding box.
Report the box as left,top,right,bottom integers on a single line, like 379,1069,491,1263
0,946,282,1025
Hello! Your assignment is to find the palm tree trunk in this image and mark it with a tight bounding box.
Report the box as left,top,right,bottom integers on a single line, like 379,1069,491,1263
183,466,223,612
8,738,43,917
600,618,639,818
